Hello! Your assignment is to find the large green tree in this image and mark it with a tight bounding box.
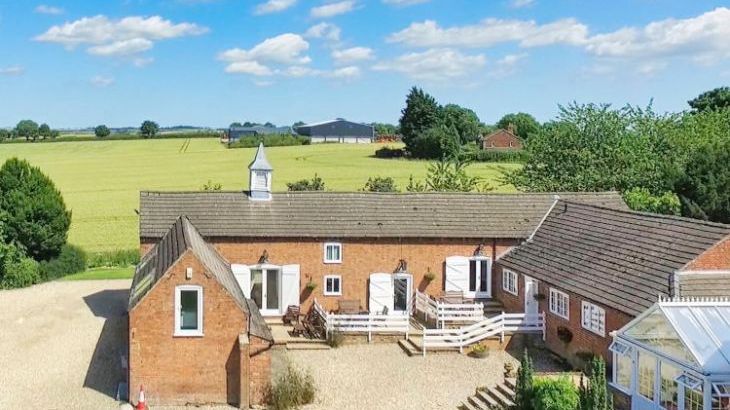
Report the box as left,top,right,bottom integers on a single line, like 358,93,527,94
38,123,51,140
15,120,39,141
440,104,481,144
497,112,541,140
676,138,730,223
0,158,71,260
94,125,111,138
688,86,730,113
140,120,160,138
399,87,441,156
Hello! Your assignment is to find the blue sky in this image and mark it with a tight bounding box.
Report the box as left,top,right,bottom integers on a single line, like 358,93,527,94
0,0,729,128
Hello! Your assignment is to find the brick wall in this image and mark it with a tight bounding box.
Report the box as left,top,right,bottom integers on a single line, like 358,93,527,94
249,335,271,404
493,264,634,367
683,235,730,270
482,130,523,150
129,250,270,407
142,237,519,313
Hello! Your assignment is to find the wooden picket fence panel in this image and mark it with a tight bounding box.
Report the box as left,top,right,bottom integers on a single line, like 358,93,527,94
414,290,484,328
313,299,410,342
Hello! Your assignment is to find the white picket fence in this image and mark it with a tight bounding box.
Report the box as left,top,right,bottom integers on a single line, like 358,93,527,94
313,299,410,342
414,290,484,328
421,312,545,356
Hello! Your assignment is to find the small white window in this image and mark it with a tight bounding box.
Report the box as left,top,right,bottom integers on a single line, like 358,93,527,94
502,269,518,295
581,301,605,336
174,285,203,337
549,288,569,319
324,242,342,264
324,275,342,296
254,171,268,190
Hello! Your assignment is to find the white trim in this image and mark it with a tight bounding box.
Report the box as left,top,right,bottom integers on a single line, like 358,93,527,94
549,288,569,320
581,301,605,337
323,242,342,264
502,269,518,296
677,270,730,275
174,285,203,337
324,275,342,296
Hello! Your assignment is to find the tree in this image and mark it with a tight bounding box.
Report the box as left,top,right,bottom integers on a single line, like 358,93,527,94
0,158,71,260
399,87,441,156
676,138,730,223
372,123,398,136
514,349,535,410
362,177,398,192
0,242,40,289
441,104,481,144
15,120,39,141
292,121,305,128
623,188,681,216
38,123,51,140
140,120,160,138
497,112,541,141
578,357,613,410
688,87,730,113
94,125,111,138
0,129,9,142
230,122,243,128
286,174,325,191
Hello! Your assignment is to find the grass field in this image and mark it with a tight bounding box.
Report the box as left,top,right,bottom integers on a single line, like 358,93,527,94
61,267,135,280
0,138,519,253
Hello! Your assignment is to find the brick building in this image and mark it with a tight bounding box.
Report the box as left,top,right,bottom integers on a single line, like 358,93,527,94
494,200,730,372
481,127,523,150
128,216,272,408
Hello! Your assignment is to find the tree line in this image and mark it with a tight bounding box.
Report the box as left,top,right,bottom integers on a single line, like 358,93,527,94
0,120,61,142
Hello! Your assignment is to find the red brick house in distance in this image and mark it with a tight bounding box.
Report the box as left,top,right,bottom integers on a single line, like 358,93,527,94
481,125,523,150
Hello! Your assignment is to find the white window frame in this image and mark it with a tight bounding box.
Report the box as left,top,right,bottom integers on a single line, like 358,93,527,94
502,269,518,296
174,285,203,337
324,275,342,296
549,288,570,320
323,242,342,264
581,301,605,336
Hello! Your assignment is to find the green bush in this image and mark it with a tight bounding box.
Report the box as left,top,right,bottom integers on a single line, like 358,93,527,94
468,149,529,163
268,364,316,410
87,249,140,268
362,176,398,192
39,244,87,281
0,243,40,289
374,146,406,158
532,377,579,410
0,131,220,143
327,331,345,348
623,187,681,216
515,350,535,410
228,134,309,148
287,174,325,191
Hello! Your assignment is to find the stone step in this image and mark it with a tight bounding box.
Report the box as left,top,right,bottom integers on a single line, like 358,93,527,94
459,398,481,410
285,342,330,351
497,382,515,398
487,385,515,408
468,393,490,409
475,389,498,408
504,378,517,390
397,339,422,356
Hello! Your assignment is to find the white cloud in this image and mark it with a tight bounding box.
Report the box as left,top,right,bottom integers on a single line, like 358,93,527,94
0,66,25,76
373,48,486,81
382,0,429,6
35,15,208,61
304,22,341,43
253,79,275,87
331,46,373,64
509,0,535,9
90,75,114,87
326,65,361,79
489,53,527,77
219,33,311,76
387,18,588,48
254,0,297,15
310,1,357,19
35,5,64,15
133,56,154,67
225,60,273,76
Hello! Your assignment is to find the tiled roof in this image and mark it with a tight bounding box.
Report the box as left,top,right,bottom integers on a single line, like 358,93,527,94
139,191,628,240
129,216,272,341
498,200,730,316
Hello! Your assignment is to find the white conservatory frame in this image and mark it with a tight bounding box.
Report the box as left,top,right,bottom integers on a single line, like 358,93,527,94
610,297,730,410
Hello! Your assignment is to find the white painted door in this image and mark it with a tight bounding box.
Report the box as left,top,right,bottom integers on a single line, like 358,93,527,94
524,276,539,316
445,256,470,295
369,273,394,314
232,264,251,298
470,258,492,299
281,265,301,312
393,273,413,315
250,267,282,316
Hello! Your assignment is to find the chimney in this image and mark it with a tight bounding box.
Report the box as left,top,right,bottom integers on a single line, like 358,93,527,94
248,142,272,201
507,123,516,135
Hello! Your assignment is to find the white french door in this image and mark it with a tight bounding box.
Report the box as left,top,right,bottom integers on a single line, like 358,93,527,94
250,267,281,316
393,273,413,314
468,257,492,299
524,276,539,316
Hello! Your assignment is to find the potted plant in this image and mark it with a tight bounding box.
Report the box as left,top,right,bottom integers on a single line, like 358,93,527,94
504,362,515,378
424,270,436,282
470,344,490,359
305,280,317,291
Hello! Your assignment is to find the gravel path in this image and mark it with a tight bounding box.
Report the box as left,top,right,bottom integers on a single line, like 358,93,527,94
281,344,519,410
0,279,131,410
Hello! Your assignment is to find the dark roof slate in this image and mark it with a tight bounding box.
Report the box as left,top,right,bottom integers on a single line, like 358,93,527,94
498,200,730,316
139,191,627,240
129,216,272,341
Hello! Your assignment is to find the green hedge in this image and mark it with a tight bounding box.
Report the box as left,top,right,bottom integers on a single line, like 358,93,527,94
0,131,221,144
88,249,140,268
228,134,310,148
39,244,87,281
0,243,40,289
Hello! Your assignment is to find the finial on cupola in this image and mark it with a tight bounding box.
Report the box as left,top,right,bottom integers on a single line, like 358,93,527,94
248,142,273,201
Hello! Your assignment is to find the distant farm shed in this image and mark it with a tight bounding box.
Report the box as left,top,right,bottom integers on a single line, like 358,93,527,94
295,118,374,143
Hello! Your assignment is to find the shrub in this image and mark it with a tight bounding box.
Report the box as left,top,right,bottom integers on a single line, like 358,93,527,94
468,149,530,163
532,377,579,410
0,158,71,260
0,243,40,289
470,343,490,358
268,364,316,410
87,249,140,268
579,357,613,410
202,180,222,191
287,174,325,191
228,134,309,148
374,146,406,158
514,349,535,410
39,244,87,281
623,187,681,216
362,176,398,192
327,331,344,348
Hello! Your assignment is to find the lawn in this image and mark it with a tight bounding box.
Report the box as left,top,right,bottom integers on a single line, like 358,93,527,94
62,267,134,280
0,138,519,252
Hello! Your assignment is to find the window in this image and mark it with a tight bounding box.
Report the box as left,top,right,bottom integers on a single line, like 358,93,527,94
502,269,518,295
610,341,633,393
581,301,605,336
324,275,342,296
638,353,656,401
324,242,342,264
175,285,203,336
549,288,569,319
660,362,680,410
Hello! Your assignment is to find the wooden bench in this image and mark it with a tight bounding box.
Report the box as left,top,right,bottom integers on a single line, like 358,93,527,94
337,299,362,314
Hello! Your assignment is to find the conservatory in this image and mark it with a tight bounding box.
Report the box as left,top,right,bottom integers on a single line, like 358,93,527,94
610,297,730,410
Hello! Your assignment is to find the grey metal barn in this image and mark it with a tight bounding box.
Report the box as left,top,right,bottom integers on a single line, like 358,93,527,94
295,118,374,143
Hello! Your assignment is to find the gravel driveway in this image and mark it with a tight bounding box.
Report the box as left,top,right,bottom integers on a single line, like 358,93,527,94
0,280,130,410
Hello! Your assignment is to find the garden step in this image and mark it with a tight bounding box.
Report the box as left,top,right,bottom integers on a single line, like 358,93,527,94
397,339,422,356
468,392,491,409
475,390,498,408
487,385,515,408
285,342,330,351
460,398,482,410
497,383,515,398
504,378,517,389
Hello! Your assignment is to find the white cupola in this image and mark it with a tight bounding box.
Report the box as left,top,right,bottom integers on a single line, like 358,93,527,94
248,142,272,201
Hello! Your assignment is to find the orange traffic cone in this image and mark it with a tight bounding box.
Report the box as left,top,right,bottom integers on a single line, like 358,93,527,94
136,385,146,410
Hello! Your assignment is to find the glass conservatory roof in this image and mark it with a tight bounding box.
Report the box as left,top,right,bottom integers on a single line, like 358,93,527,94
619,299,730,374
